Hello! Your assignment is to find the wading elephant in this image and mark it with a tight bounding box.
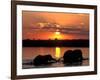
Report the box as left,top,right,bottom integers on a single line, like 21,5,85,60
63,49,83,64
33,55,56,66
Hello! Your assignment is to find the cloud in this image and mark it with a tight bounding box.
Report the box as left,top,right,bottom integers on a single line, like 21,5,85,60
23,22,88,36
22,11,89,39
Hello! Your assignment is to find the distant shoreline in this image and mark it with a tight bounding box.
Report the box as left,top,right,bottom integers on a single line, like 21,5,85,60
23,39,89,47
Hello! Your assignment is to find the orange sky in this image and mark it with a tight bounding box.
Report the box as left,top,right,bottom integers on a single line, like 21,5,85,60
22,11,89,40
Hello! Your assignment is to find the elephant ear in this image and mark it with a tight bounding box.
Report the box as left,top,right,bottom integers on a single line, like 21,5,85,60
72,49,83,61
63,50,73,57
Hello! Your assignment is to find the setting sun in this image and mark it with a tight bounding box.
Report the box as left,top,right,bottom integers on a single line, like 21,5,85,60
55,31,60,35
54,31,62,40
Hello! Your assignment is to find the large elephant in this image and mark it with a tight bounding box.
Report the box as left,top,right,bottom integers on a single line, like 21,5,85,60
33,55,56,66
63,49,83,64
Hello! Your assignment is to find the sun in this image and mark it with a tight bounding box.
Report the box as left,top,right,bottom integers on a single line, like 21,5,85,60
54,31,62,40
55,31,60,35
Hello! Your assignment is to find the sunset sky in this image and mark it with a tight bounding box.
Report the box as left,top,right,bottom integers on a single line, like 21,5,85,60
22,11,89,40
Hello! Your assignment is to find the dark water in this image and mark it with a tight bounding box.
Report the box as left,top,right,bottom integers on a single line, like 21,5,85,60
22,59,89,69
22,47,89,69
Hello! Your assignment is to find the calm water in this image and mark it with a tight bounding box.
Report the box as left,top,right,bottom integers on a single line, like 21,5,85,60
22,47,89,69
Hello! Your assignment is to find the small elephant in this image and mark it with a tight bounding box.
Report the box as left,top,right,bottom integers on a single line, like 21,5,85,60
33,55,56,66
63,49,83,64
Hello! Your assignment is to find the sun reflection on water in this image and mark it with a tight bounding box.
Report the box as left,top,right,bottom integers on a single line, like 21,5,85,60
55,47,61,59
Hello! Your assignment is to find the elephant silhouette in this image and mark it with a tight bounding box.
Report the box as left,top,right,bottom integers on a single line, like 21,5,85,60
63,49,83,64
33,55,56,66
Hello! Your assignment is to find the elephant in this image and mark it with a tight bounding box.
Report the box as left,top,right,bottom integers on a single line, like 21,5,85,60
33,55,56,66
63,49,83,64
